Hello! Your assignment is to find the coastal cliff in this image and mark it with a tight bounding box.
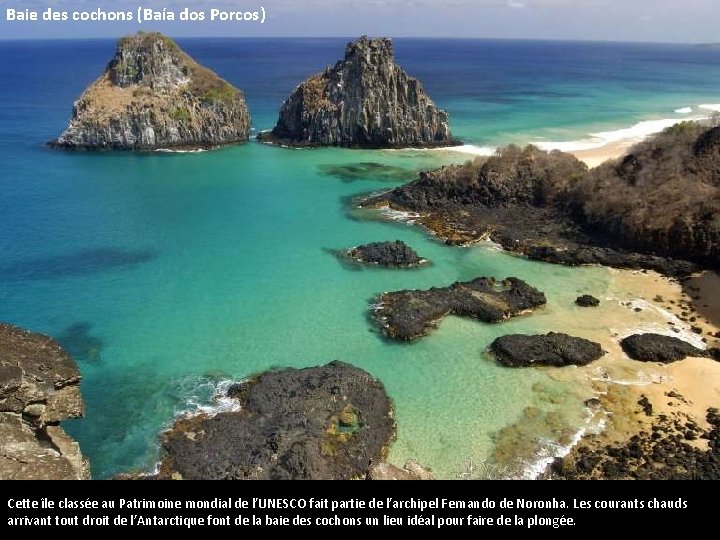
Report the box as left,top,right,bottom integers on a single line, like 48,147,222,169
52,32,250,150
259,36,457,148
0,323,88,480
363,121,720,274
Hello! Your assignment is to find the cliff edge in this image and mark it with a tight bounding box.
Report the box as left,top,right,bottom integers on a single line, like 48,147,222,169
259,36,457,148
52,32,251,150
0,323,89,480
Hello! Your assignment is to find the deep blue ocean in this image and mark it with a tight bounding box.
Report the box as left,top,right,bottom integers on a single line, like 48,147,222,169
0,38,718,478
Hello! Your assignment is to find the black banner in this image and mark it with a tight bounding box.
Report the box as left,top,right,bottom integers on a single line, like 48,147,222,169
0,480,703,533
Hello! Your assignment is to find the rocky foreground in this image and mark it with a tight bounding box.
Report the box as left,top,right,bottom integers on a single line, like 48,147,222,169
259,36,457,148
52,32,251,150
154,361,395,480
0,323,88,480
373,277,546,340
362,121,720,275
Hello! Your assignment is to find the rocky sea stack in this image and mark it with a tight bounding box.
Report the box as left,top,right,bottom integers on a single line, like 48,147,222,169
52,32,250,150
0,323,88,479
154,361,395,480
259,36,457,148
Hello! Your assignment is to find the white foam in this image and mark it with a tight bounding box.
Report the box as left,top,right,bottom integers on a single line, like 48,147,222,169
521,411,607,480
533,115,712,154
155,148,207,154
699,103,720,112
174,379,243,420
377,205,421,223
675,107,693,114
441,144,497,157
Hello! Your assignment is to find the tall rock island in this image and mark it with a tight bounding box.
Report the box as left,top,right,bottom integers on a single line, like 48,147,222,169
52,32,251,150
259,36,457,148
0,323,89,480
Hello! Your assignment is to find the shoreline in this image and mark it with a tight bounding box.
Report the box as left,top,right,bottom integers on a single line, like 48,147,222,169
543,269,720,479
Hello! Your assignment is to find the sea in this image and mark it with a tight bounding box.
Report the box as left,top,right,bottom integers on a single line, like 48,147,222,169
0,38,718,479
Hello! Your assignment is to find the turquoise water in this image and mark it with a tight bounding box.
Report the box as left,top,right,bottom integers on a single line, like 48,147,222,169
0,39,718,478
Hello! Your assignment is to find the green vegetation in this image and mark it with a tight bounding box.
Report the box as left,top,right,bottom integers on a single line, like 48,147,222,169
171,107,190,122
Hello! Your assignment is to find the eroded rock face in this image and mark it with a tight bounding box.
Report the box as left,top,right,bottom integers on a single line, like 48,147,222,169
373,277,546,341
0,323,88,480
156,361,394,480
490,333,605,368
52,32,250,150
620,333,710,363
259,36,457,148
345,240,425,268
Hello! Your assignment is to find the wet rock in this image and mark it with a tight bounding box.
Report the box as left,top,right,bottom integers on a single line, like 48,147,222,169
576,295,600,307
373,277,546,341
490,332,605,368
155,361,394,480
620,333,710,363
345,240,425,268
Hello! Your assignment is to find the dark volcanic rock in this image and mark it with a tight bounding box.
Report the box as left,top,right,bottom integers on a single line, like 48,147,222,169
490,333,605,368
156,361,394,480
620,333,710,363
361,125,719,275
576,295,600,307
551,407,720,479
345,240,425,268
374,277,546,341
259,36,457,148
52,32,251,150
0,323,88,480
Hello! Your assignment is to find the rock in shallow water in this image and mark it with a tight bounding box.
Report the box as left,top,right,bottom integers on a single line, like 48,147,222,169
0,323,88,480
345,240,425,268
258,36,458,148
373,277,547,341
490,332,605,368
155,361,394,480
575,294,600,307
620,333,711,363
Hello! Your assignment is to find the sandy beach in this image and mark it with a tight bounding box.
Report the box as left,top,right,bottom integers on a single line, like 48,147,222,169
570,141,636,168
548,269,720,477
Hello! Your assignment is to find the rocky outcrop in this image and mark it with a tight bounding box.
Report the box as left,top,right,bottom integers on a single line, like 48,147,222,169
155,361,394,480
345,240,425,268
577,121,720,268
361,130,717,275
52,32,250,150
576,295,600,307
490,332,605,368
0,323,88,480
373,277,546,341
620,333,711,363
259,36,457,148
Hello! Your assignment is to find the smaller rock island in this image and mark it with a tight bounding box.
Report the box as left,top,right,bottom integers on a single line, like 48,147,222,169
259,36,458,148
345,240,426,268
52,32,251,150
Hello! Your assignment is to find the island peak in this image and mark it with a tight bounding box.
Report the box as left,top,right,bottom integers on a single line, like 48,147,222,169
259,36,458,148
52,31,251,150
